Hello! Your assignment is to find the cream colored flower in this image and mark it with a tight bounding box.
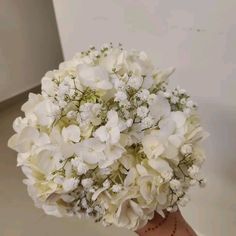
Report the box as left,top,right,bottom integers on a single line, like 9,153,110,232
142,134,165,159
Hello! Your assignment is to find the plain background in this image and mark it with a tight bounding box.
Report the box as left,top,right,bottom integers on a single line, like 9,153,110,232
0,0,63,102
0,1,235,236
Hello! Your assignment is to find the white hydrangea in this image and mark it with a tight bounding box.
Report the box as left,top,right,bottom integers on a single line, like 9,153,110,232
8,43,207,231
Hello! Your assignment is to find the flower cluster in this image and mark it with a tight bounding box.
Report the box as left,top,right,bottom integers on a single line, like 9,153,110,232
8,43,207,231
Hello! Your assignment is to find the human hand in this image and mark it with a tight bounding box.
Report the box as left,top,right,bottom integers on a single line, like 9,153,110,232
135,209,198,236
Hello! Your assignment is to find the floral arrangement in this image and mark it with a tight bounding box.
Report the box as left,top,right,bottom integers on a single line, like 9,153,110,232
8,43,207,231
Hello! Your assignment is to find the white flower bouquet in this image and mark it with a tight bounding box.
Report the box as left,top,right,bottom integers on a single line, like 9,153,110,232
8,43,207,231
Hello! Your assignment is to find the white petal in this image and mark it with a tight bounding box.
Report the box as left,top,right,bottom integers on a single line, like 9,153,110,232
62,178,79,192
109,127,120,144
136,164,148,176
62,125,81,143
8,127,39,153
168,134,184,148
124,168,137,187
130,200,143,217
35,151,53,174
92,186,108,201
94,126,109,142
42,204,63,217
154,67,175,83
107,110,119,124
148,159,172,174
171,111,186,128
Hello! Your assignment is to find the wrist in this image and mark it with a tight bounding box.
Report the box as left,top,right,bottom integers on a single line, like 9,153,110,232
135,209,197,236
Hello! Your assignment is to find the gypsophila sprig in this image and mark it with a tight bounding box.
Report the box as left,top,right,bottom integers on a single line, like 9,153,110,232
8,43,208,231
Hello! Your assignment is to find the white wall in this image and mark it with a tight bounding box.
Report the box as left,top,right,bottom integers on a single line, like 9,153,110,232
0,0,63,102
53,1,236,236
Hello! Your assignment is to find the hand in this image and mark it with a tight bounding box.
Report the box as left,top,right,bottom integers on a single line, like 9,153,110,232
135,209,198,236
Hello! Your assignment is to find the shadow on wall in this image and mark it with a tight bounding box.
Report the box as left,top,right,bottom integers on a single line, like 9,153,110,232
0,0,63,102
198,99,236,183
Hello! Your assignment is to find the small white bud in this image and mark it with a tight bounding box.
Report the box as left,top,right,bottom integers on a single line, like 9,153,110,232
170,179,181,191
126,119,133,128
103,179,110,188
180,144,193,156
188,165,200,179
81,178,94,189
111,184,122,193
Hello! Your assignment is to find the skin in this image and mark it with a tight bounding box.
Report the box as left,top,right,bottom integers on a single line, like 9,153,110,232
135,210,198,236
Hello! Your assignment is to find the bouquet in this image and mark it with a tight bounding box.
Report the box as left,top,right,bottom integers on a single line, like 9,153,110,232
8,43,207,231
